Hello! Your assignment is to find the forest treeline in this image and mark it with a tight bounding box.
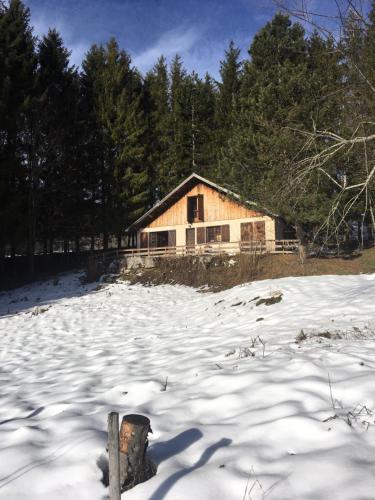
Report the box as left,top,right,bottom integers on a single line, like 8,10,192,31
1,0,375,264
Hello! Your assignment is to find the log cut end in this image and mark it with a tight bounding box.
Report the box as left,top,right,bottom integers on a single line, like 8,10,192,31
119,414,155,491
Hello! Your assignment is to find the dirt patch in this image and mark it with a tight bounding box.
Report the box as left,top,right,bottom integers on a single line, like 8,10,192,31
295,326,375,344
123,248,375,292
256,292,283,306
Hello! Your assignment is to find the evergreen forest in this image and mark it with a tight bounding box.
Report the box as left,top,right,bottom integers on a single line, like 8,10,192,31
1,0,375,266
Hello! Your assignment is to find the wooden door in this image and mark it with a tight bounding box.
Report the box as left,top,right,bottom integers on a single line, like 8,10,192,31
186,228,195,247
140,232,149,248
186,228,195,254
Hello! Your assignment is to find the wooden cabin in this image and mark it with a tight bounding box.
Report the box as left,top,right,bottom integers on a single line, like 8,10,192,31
127,173,289,253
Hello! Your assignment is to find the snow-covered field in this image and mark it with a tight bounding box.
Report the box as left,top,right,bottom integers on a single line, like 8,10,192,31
0,272,375,500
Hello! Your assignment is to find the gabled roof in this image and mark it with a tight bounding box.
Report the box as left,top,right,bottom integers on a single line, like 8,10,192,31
127,172,273,232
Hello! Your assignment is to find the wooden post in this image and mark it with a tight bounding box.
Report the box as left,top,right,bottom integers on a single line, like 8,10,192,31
119,414,151,491
108,412,121,500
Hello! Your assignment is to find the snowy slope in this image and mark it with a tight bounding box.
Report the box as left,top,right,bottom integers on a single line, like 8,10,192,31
0,273,374,500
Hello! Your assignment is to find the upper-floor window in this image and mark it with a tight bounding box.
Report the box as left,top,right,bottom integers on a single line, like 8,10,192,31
187,194,204,223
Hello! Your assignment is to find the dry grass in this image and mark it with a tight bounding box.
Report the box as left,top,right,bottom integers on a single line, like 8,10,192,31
257,247,375,281
124,247,375,292
126,253,262,291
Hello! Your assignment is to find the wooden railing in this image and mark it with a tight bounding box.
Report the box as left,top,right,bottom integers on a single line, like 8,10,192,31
102,240,299,260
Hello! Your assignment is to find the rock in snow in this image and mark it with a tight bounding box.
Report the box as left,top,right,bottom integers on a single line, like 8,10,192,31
0,272,375,499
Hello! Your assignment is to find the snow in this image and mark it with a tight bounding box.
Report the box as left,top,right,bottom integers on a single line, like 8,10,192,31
0,272,375,500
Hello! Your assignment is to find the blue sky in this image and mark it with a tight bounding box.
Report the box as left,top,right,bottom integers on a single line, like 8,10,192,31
24,0,278,78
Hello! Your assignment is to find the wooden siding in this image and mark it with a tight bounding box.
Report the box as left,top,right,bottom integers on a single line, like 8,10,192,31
148,183,263,228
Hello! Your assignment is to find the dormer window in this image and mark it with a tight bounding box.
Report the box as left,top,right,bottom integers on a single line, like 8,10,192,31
187,194,204,223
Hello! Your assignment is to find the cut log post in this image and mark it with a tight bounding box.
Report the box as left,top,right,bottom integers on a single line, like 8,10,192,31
108,412,121,500
119,414,151,491
298,243,306,264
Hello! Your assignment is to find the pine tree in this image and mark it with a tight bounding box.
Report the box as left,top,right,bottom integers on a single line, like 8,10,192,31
222,14,340,235
188,71,216,178
36,29,81,252
82,39,149,248
167,55,192,189
118,68,149,233
0,1,8,260
144,55,171,201
80,44,106,248
215,41,242,154
0,0,36,265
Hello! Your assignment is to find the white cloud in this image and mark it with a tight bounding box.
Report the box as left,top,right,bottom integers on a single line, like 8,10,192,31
30,10,89,68
28,11,246,79
68,41,90,68
133,25,202,73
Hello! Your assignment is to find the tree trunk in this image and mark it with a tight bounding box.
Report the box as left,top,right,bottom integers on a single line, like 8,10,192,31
27,123,36,276
119,414,153,491
28,250,35,275
103,232,109,251
358,218,364,249
90,235,95,251
295,222,307,264
0,244,5,277
369,204,375,246
10,241,16,260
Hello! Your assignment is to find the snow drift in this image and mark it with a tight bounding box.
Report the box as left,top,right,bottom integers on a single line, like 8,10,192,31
0,272,374,499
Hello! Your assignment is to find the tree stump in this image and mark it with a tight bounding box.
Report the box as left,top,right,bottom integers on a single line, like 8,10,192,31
119,414,154,491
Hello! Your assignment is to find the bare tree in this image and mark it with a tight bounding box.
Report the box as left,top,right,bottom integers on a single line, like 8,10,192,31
274,0,375,245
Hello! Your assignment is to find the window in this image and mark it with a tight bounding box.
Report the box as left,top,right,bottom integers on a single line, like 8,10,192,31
206,226,222,243
148,230,176,248
149,232,158,248
203,225,230,243
187,194,204,223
